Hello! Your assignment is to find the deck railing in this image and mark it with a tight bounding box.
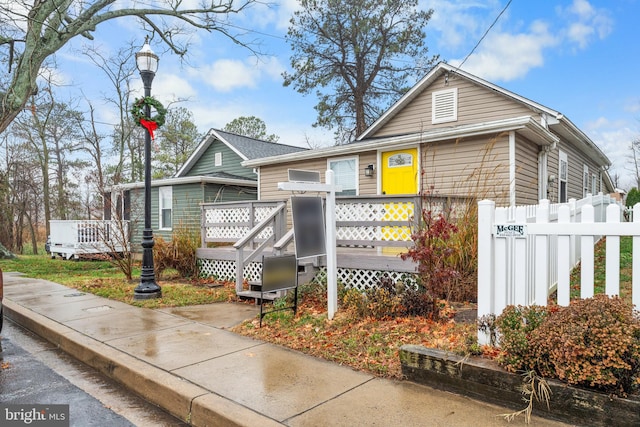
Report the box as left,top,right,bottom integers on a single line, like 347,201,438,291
200,195,469,291
49,220,129,259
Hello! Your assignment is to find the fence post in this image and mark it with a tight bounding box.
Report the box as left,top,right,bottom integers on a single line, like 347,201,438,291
634,203,640,310
557,205,571,306
494,207,508,316
514,206,527,305
605,204,621,296
534,200,549,306
580,205,595,299
477,200,495,345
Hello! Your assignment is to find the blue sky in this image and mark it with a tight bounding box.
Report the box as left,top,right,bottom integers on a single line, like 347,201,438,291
51,0,640,189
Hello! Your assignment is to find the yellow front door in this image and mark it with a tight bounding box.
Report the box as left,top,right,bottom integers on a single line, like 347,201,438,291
381,148,418,246
381,149,418,195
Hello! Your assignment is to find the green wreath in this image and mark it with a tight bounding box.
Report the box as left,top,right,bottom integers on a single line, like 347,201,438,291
131,96,166,128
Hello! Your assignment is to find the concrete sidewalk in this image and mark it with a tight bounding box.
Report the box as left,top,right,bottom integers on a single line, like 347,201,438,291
1,272,567,427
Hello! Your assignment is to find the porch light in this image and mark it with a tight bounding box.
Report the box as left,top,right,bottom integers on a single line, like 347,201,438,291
364,164,375,177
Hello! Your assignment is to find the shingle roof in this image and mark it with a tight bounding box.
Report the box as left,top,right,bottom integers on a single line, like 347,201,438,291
202,171,256,181
176,129,308,177
213,129,307,160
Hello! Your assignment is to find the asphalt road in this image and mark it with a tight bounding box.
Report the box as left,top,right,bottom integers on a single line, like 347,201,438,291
0,318,188,427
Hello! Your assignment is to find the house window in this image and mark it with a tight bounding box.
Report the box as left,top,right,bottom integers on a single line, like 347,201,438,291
159,186,172,230
583,165,589,197
559,151,568,203
592,174,597,194
432,88,458,124
215,152,222,166
328,157,357,196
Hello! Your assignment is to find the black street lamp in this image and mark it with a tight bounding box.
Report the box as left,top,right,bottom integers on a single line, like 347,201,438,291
133,38,161,300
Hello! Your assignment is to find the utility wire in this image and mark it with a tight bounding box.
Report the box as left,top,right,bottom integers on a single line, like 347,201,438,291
453,0,513,73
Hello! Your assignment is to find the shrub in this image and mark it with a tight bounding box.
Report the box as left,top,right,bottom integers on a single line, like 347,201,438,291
341,275,440,320
152,236,173,279
530,295,640,396
400,210,460,301
495,304,549,372
152,226,199,279
171,226,199,277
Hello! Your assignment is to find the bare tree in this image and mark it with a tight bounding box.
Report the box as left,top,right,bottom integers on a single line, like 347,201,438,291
628,138,640,189
11,81,84,236
283,0,439,143
0,0,257,134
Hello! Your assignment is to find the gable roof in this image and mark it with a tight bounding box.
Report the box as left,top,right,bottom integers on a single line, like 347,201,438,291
176,129,307,177
358,62,610,167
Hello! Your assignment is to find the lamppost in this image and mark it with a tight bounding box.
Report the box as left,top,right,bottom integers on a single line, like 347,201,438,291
133,38,161,300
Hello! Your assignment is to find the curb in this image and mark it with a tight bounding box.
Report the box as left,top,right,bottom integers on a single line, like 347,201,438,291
4,299,282,427
400,345,640,427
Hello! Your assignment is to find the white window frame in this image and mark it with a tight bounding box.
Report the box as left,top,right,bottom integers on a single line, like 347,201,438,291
159,186,173,230
592,173,597,195
583,164,589,197
214,152,222,166
559,150,568,203
327,156,358,196
432,88,458,124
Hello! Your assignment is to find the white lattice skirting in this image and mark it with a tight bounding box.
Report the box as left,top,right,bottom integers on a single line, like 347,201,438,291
198,259,416,291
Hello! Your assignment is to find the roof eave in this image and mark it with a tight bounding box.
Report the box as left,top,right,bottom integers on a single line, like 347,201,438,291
106,175,257,192
244,116,558,167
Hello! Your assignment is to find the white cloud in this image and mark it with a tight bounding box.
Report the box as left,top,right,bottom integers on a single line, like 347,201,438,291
585,118,638,189
450,20,558,81
420,0,502,51
557,0,613,50
193,56,285,92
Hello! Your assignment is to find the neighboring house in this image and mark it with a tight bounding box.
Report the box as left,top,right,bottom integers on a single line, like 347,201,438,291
243,62,614,207
105,129,307,249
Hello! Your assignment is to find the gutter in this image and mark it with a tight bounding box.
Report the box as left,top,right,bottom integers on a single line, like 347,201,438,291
105,176,257,192
243,116,559,168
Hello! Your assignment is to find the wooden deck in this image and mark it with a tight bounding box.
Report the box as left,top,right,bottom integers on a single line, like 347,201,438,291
196,246,418,273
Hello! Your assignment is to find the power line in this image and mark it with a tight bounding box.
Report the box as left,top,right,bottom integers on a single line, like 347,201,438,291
453,0,513,73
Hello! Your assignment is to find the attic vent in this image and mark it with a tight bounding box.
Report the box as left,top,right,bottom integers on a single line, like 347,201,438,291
432,88,458,124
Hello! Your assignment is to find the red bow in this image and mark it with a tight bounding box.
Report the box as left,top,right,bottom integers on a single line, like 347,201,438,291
140,119,158,140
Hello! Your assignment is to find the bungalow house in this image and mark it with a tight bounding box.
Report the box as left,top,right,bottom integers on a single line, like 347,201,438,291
106,129,307,249
242,62,614,206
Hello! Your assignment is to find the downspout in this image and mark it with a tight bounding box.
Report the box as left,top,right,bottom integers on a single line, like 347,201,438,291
509,131,516,207
538,147,548,201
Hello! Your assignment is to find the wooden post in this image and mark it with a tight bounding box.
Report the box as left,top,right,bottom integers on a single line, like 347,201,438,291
605,204,620,296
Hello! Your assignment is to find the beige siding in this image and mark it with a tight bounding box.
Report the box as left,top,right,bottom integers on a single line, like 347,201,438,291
562,140,603,199
515,136,540,205
374,75,539,138
358,151,378,195
419,133,510,205
544,139,603,203
547,149,560,202
259,151,379,200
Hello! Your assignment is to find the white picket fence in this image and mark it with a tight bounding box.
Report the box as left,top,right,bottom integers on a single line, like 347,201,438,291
477,195,640,344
